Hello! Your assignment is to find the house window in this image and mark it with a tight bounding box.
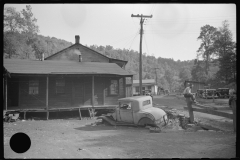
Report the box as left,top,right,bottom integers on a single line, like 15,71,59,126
56,79,65,94
29,80,39,95
148,86,151,90
136,86,139,92
110,80,118,95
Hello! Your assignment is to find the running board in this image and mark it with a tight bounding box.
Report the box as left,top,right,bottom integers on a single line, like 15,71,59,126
97,116,137,127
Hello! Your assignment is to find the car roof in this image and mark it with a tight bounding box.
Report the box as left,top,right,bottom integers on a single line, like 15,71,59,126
118,96,151,102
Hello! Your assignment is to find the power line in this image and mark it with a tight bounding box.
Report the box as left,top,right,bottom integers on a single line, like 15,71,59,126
110,32,138,46
126,31,139,51
143,34,149,56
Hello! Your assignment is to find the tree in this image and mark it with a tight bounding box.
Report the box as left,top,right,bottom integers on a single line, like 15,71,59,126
164,68,174,91
32,38,47,60
197,25,218,75
191,61,208,82
179,66,192,83
4,5,39,59
214,21,236,84
4,7,24,33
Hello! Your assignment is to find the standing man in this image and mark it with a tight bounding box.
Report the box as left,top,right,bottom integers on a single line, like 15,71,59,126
183,83,197,103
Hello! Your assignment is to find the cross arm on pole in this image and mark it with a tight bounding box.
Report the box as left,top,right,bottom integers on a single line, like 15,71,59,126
131,14,153,18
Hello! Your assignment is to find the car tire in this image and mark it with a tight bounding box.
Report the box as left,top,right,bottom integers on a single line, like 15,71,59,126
138,117,155,127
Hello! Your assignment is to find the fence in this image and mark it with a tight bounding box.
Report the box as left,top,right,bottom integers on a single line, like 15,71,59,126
177,95,236,132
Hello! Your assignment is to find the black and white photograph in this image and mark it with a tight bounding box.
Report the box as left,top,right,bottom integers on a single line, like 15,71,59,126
3,3,236,158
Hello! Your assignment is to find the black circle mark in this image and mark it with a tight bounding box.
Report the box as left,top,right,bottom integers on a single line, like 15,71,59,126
10,132,31,153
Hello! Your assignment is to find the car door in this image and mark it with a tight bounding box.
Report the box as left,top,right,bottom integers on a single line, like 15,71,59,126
119,102,134,123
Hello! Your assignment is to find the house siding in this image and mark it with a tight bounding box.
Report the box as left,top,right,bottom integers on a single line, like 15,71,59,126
7,75,126,108
46,44,109,63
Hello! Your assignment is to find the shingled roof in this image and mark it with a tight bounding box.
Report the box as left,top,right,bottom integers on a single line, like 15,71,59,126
3,59,133,76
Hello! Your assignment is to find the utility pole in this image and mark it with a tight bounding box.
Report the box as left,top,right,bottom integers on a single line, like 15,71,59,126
154,68,159,95
154,68,159,85
131,14,152,95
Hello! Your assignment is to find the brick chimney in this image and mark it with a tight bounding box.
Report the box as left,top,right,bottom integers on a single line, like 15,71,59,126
75,35,80,44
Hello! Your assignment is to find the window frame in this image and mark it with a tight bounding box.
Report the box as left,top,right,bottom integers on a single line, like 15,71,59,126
135,86,139,92
29,80,39,95
56,78,65,94
109,79,119,96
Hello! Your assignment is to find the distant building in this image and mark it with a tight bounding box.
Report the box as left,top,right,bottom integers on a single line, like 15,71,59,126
184,80,206,93
133,79,158,95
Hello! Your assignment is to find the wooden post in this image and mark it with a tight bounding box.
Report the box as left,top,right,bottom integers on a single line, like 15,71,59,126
71,78,74,106
186,98,194,123
4,76,7,111
103,85,105,105
131,76,133,97
78,108,82,120
91,76,95,118
46,76,49,120
232,99,236,132
123,77,126,97
24,111,26,120
92,75,94,108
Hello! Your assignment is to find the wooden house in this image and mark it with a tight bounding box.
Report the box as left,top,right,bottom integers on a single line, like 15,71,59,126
3,35,134,119
184,80,206,93
132,79,158,95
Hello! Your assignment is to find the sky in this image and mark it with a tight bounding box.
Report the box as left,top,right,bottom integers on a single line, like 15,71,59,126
5,3,236,61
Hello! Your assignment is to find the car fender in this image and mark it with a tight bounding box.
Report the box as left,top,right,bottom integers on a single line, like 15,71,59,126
137,114,155,126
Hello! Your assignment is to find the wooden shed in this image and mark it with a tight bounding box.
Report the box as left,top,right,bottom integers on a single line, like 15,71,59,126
3,35,134,119
184,80,206,93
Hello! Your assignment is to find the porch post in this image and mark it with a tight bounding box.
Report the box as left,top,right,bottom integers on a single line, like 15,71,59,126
4,76,8,111
123,77,126,97
46,76,49,120
131,76,133,96
92,75,94,108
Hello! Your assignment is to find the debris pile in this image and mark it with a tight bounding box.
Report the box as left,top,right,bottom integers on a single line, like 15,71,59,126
3,111,20,122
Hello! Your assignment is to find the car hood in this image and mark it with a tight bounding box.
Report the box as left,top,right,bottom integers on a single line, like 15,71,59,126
140,107,167,120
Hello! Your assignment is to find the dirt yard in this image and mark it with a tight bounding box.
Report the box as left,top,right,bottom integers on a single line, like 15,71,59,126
4,95,236,158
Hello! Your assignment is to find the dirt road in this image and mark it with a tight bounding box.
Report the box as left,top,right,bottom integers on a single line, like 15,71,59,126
4,95,236,158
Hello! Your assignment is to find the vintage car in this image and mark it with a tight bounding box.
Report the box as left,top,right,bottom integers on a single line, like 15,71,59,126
196,89,205,98
216,88,230,99
98,96,168,127
202,89,218,99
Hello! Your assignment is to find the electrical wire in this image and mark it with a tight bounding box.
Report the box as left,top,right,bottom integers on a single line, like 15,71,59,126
125,31,139,52
143,34,149,56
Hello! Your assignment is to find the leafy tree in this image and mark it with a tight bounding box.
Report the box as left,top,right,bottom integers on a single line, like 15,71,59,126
32,38,48,60
4,7,24,33
197,25,218,75
4,5,39,59
179,66,192,83
20,5,39,35
214,21,236,84
191,61,208,82
164,68,175,91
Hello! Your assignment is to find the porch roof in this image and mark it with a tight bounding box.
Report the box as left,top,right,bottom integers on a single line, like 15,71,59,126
3,59,133,76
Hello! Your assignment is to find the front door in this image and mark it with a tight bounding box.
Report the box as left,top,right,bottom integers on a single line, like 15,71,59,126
119,102,134,123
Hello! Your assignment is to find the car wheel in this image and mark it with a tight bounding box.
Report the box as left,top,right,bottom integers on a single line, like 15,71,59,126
138,117,155,127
